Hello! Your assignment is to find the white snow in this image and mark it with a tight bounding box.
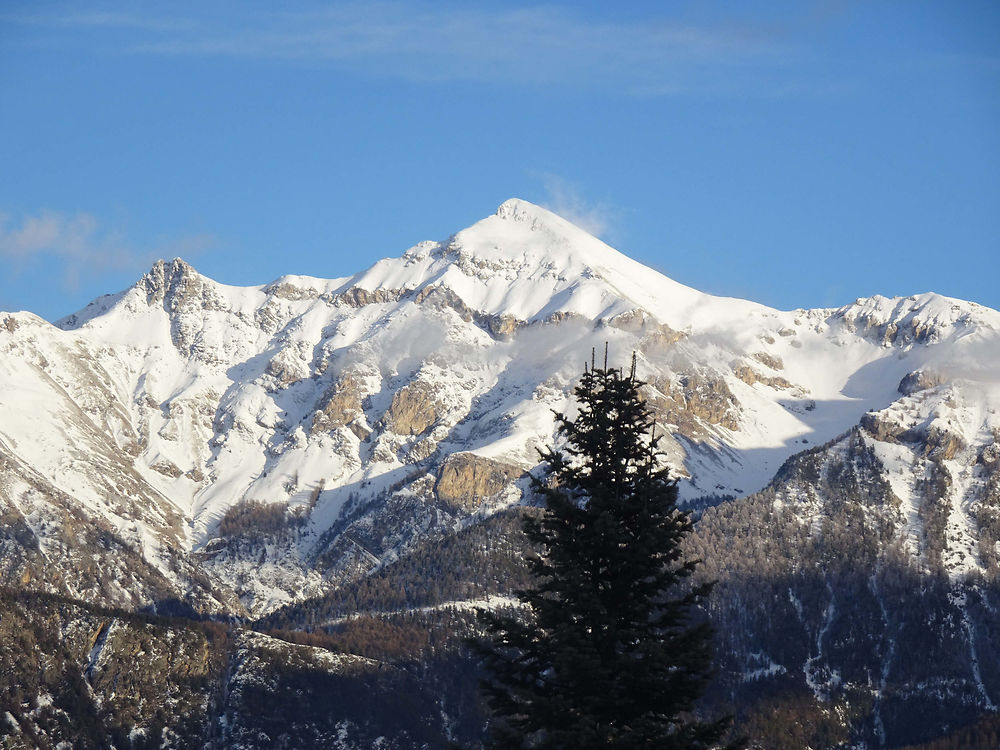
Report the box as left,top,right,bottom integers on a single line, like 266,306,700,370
1,198,998,615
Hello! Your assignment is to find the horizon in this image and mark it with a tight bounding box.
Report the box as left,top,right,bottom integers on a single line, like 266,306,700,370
2,1,998,320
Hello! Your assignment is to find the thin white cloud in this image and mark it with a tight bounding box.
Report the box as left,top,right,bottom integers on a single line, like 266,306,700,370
536,174,619,241
0,210,214,290
31,11,196,32
7,3,785,95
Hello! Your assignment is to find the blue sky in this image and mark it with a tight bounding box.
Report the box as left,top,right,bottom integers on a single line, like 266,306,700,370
2,1,998,320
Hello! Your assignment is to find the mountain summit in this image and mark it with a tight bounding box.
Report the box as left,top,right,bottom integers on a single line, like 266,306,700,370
345,198,767,329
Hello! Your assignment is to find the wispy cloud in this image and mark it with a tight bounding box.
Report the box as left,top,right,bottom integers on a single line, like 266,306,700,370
15,10,197,32
0,210,214,290
536,174,620,241
7,3,785,95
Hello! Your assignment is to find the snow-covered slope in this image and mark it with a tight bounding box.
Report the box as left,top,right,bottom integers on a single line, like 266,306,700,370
1,198,998,616
347,198,767,328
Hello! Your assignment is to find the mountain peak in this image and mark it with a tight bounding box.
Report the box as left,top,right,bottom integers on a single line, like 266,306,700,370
453,197,624,274
342,199,759,329
145,257,198,285
57,258,208,330
494,197,559,224
487,197,604,251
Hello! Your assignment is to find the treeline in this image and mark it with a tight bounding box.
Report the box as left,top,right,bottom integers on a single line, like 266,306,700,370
260,507,536,632
264,608,479,663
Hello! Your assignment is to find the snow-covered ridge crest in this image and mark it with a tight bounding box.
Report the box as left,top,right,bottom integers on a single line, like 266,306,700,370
832,291,1000,346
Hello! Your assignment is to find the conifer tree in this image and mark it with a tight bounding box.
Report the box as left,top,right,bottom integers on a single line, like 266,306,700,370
477,349,731,749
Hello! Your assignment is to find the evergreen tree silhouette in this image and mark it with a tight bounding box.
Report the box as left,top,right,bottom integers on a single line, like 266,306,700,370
478,348,733,749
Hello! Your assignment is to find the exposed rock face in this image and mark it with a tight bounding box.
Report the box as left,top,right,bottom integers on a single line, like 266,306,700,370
862,410,966,461
265,346,310,388
414,284,523,340
832,294,984,347
143,259,232,320
540,310,584,326
330,287,406,308
265,281,319,301
141,259,240,362
647,373,741,438
733,364,794,391
898,369,945,395
860,411,901,443
680,374,740,429
150,459,184,478
435,453,522,511
923,425,965,460
383,382,441,436
607,311,684,352
980,441,1000,468
412,284,468,315
640,323,685,354
751,352,784,370
323,283,525,342
484,313,519,340
313,374,367,433
607,309,648,332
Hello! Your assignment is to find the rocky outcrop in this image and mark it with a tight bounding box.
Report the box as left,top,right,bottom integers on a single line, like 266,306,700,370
483,313,519,339
979,441,1000,468
415,284,523,340
150,459,184,478
835,302,945,346
143,259,229,316
606,311,684,351
140,259,238,361
734,364,794,391
326,283,525,341
435,453,522,511
329,287,406,308
312,374,366,434
751,352,784,370
412,284,466,313
923,425,965,461
682,374,740,430
265,281,319,301
647,373,740,438
383,381,441,436
861,412,966,460
898,369,945,395
640,323,685,354
860,411,902,443
607,309,648,333
264,347,310,388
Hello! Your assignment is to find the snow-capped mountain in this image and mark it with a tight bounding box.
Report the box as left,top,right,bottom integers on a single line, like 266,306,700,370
1,199,999,747
1,198,998,616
